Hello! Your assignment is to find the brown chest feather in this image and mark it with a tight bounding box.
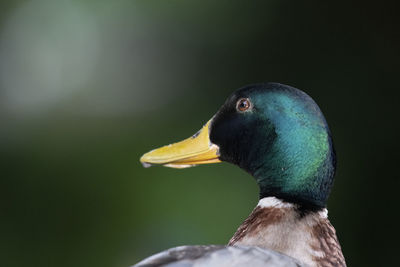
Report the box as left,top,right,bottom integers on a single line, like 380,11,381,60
229,204,346,267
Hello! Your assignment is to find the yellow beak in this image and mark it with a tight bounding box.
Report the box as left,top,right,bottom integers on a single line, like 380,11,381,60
140,120,221,168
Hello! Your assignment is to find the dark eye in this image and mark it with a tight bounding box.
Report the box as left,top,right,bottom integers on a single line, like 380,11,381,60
236,98,251,112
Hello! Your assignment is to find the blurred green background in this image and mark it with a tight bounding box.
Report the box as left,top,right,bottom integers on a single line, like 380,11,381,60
0,1,398,266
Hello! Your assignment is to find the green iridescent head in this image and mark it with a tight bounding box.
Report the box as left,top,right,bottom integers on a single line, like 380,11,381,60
140,83,336,210
209,83,336,209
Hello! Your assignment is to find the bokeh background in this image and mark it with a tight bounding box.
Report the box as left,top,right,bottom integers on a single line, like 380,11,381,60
1,1,398,266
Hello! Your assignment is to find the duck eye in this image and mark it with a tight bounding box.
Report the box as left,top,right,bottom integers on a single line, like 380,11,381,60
236,98,251,112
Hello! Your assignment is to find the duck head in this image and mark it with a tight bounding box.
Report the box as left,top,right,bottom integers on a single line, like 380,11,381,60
140,83,336,210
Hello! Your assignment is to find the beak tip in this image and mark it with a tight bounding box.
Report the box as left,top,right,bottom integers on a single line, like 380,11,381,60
141,161,152,168
140,154,152,168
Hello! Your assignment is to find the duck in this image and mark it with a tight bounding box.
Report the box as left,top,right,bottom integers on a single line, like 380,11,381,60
135,83,346,267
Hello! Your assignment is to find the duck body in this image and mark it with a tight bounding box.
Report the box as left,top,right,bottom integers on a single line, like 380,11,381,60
138,83,346,267
134,244,303,267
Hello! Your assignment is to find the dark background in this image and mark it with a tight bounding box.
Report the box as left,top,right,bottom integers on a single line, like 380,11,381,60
0,1,399,266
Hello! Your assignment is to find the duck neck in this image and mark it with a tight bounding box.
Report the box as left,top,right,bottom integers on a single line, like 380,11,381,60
229,197,346,267
249,127,336,210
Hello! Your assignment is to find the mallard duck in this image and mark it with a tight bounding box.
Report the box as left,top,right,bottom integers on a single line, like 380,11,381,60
136,83,346,267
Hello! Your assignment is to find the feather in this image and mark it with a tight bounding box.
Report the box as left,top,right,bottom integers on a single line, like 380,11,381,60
133,245,304,267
